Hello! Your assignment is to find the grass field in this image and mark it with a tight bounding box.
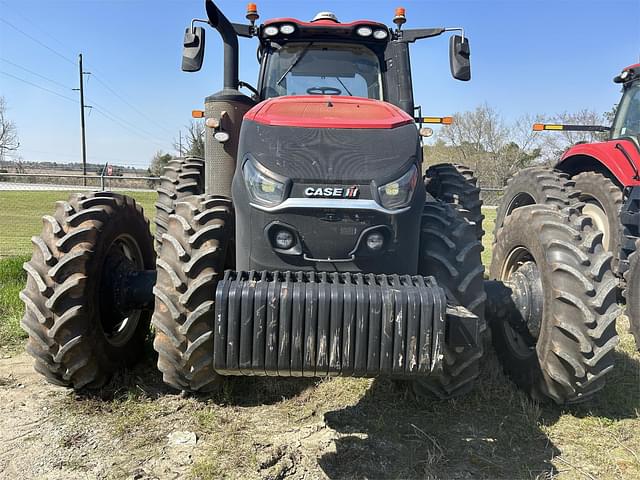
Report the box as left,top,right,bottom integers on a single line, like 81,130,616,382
0,190,157,257
0,193,638,479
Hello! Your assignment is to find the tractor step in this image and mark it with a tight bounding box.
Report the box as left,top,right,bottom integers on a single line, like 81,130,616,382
213,271,480,378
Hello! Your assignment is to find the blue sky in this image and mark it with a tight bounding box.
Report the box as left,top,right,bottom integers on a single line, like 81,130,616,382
0,0,638,168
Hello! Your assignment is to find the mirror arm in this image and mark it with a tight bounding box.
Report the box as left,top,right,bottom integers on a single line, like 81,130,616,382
232,23,256,38
398,28,445,43
444,27,465,42
190,18,209,32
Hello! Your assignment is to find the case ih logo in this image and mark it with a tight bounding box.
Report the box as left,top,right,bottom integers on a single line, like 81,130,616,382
304,186,360,199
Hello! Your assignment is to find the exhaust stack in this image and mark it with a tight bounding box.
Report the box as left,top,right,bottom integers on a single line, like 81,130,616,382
205,0,239,89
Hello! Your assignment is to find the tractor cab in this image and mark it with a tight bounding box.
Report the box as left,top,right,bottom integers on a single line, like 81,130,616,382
183,2,471,115
612,64,640,140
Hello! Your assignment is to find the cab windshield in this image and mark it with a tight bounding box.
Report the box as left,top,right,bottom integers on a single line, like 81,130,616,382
612,83,640,139
261,42,383,100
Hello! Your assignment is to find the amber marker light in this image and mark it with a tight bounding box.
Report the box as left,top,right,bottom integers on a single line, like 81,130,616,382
192,110,205,118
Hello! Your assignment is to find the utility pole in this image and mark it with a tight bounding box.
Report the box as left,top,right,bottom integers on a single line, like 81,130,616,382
73,54,91,186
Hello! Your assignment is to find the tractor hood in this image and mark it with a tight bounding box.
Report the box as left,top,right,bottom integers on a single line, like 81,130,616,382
244,96,414,129
239,96,420,184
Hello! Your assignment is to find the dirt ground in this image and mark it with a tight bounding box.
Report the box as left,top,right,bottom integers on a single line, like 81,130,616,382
1,321,639,480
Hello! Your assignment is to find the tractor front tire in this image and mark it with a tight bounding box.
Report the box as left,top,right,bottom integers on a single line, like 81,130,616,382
152,195,233,392
412,202,487,399
572,171,624,273
20,192,155,389
490,205,620,404
425,163,484,241
155,156,204,247
624,239,640,350
494,167,578,239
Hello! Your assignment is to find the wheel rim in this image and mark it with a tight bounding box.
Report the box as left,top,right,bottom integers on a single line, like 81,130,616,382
499,247,544,359
505,192,535,217
581,200,610,250
101,234,144,347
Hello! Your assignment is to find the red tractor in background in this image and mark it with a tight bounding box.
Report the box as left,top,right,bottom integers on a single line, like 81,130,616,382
496,63,640,349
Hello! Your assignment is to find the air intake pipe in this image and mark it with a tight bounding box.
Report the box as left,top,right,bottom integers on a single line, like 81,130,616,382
205,0,239,90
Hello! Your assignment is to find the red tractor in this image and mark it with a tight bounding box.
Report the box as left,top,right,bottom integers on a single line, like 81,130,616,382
496,63,640,349
19,1,621,405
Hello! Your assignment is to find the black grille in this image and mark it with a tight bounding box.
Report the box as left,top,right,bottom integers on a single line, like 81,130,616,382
213,271,449,378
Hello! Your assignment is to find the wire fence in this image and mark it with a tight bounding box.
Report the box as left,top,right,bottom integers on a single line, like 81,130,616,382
0,173,504,258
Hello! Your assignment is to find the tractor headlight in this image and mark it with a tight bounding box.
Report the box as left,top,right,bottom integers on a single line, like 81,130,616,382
377,164,419,210
243,161,285,206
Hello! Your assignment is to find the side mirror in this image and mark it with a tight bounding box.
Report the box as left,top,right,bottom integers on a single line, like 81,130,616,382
449,35,471,81
182,26,205,72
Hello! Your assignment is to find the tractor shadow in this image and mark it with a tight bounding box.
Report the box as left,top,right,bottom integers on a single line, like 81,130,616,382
76,339,314,406
318,347,640,479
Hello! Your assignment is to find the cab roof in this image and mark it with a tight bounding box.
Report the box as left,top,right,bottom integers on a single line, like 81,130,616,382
259,16,391,45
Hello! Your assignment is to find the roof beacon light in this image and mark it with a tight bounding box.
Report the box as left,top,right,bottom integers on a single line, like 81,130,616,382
393,7,406,29
312,11,339,23
246,3,259,26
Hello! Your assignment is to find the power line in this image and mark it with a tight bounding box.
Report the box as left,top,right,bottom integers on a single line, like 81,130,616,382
0,57,73,91
89,100,171,145
0,1,76,56
0,17,76,66
89,72,175,136
1,11,174,140
0,69,170,149
0,70,78,103
90,105,171,149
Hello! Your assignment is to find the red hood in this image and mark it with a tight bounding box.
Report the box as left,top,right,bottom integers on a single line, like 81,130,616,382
244,96,414,129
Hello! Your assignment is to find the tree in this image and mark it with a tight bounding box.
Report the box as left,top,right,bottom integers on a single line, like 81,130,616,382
148,150,173,177
0,97,19,162
426,104,543,186
174,120,205,158
539,109,610,160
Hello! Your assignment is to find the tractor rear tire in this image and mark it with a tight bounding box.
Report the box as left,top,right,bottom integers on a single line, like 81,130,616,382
152,194,233,392
494,167,578,239
412,201,487,399
154,156,204,247
425,163,484,241
572,171,624,273
624,240,640,350
490,205,620,404
20,192,155,389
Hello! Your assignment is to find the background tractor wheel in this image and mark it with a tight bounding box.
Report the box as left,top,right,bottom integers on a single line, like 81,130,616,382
489,204,620,404
412,201,487,399
425,163,484,241
624,240,640,350
20,192,155,389
494,167,578,239
154,156,204,247
572,171,624,273
152,194,233,392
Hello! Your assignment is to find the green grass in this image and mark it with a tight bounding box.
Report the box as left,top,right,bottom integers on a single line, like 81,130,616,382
0,190,156,257
482,207,497,267
0,255,28,352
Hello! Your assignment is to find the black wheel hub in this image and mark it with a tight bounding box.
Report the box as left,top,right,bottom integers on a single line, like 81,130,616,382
99,235,156,347
486,248,545,359
507,261,544,340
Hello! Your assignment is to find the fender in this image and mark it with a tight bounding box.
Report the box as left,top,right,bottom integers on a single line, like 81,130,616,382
557,139,640,187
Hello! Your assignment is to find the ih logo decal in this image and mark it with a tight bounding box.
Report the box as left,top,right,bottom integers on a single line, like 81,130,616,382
304,186,360,199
